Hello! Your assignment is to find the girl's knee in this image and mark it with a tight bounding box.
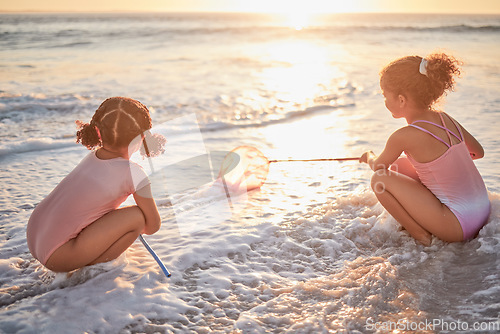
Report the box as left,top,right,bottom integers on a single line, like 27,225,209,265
132,212,146,235
370,169,389,194
121,206,146,231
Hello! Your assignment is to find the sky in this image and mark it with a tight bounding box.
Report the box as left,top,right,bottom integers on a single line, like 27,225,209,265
1,0,499,14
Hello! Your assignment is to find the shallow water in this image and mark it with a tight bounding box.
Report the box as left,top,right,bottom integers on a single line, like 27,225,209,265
1,12,499,333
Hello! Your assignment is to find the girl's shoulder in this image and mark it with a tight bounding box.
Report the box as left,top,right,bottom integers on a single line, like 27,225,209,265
387,125,433,153
391,125,423,142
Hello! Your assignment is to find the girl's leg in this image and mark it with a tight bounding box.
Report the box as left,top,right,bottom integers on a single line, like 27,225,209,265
371,169,463,244
45,206,145,272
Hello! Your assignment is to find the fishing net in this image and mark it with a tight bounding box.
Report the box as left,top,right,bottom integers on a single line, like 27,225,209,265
217,146,270,194
216,145,359,194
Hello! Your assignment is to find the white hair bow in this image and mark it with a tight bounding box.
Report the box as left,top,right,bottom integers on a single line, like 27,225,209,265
419,58,428,76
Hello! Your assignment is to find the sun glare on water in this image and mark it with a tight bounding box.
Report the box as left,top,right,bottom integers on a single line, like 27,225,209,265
250,0,362,30
282,9,311,30
257,39,346,111
275,2,316,30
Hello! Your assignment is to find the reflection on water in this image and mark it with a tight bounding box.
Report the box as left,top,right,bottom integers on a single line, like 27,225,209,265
258,40,346,110
215,38,354,127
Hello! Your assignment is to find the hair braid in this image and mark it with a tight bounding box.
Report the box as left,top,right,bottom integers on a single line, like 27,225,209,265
76,97,155,151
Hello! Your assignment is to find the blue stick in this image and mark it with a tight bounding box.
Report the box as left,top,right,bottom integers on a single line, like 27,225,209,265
139,234,171,278
140,139,171,277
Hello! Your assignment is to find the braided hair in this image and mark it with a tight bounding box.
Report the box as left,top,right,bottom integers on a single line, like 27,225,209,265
76,97,165,157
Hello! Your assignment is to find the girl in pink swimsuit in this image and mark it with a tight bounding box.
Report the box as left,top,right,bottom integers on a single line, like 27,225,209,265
360,53,490,245
27,97,166,272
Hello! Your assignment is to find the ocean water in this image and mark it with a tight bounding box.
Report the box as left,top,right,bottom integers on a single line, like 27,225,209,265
1,12,499,333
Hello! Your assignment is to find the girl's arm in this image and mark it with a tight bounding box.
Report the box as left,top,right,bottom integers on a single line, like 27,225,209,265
133,185,161,235
360,129,406,171
458,123,484,160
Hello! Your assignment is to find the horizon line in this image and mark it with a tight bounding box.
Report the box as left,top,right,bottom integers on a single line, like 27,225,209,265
1,9,499,15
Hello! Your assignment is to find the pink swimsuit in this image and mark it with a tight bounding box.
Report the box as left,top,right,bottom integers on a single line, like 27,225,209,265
407,113,490,240
27,152,150,265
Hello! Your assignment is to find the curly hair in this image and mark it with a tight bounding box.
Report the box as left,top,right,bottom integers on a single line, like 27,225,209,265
76,97,165,157
380,53,462,109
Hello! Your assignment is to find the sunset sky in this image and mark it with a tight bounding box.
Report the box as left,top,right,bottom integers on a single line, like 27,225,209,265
1,0,499,14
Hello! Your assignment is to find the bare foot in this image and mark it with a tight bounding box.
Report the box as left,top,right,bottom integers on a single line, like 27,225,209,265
417,233,432,246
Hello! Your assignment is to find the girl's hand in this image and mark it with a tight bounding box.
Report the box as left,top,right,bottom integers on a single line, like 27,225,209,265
133,185,161,235
359,150,374,164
